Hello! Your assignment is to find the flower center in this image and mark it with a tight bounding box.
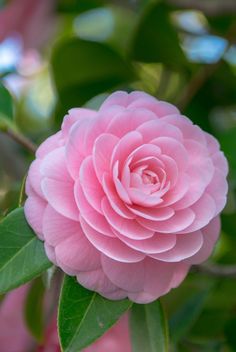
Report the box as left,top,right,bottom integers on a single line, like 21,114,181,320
142,170,159,185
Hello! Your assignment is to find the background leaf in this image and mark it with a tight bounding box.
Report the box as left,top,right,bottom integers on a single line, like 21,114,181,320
169,288,211,343
58,275,132,352
130,2,186,67
0,208,52,293
129,300,169,352
0,81,13,120
51,38,135,114
24,277,45,342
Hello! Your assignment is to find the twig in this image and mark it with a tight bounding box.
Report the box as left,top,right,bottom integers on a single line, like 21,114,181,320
3,127,37,154
193,263,236,278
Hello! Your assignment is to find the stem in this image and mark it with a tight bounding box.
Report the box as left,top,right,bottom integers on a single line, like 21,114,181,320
3,127,37,154
194,263,236,278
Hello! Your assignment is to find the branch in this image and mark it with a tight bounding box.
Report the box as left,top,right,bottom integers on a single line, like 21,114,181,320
194,263,236,278
3,127,37,154
167,0,236,16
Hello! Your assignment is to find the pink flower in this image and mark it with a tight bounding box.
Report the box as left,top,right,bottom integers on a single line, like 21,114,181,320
0,0,56,49
0,286,34,352
25,91,228,303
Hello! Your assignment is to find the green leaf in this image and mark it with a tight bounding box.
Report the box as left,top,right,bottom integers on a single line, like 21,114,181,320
58,275,132,352
0,208,52,293
130,2,186,67
0,81,13,119
51,38,135,113
24,277,45,342
169,289,211,343
129,300,169,352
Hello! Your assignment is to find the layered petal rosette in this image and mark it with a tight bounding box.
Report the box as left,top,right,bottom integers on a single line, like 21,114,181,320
25,91,228,303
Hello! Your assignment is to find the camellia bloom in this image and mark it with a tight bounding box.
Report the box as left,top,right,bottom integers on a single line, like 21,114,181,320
25,91,228,303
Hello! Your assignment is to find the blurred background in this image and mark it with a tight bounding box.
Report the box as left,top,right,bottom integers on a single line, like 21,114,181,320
1,0,236,351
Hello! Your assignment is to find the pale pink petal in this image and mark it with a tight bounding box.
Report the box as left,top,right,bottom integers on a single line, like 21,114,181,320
80,217,145,263
128,259,176,303
113,162,132,204
41,178,79,221
61,108,96,138
77,268,119,294
79,156,104,213
182,193,216,233
24,196,46,239
151,231,203,262
44,243,57,265
107,108,157,137
40,147,71,183
36,132,61,159
204,131,220,154
102,255,145,292
162,174,189,206
128,98,179,117
93,133,119,182
55,234,101,272
65,118,92,180
212,151,228,176
151,137,189,171
138,208,195,233
102,197,154,240
115,232,177,254
127,205,174,221
128,188,164,207
206,169,228,214
137,119,183,144
110,131,143,167
26,159,44,197
75,182,114,237
185,216,220,264
42,205,80,246
168,262,190,288
103,174,135,219
100,91,130,110
162,115,207,146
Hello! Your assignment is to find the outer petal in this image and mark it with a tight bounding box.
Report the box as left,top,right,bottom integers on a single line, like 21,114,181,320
101,255,145,292
55,233,101,272
185,216,220,265
24,196,46,239
42,205,80,246
150,231,203,262
80,217,145,263
41,178,79,221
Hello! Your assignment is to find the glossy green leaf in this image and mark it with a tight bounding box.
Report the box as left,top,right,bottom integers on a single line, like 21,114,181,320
169,289,211,343
130,2,186,67
58,275,132,352
0,208,52,293
130,300,169,352
24,278,45,342
51,38,135,113
0,81,13,119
